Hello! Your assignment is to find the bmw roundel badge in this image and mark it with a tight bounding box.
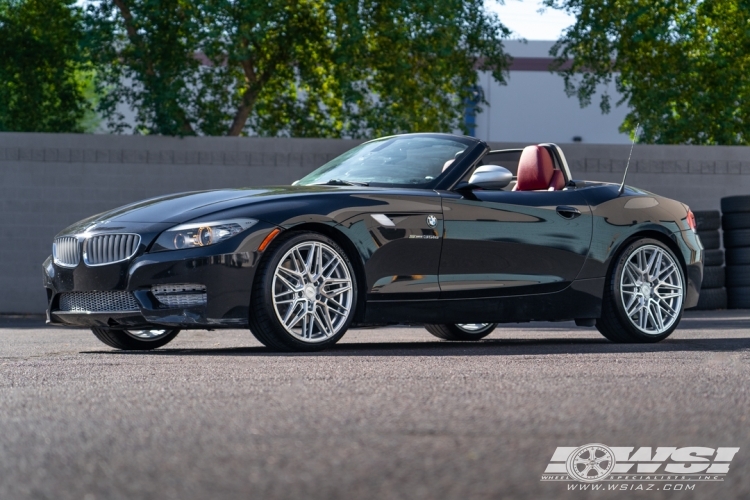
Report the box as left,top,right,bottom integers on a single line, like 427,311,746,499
426,215,437,228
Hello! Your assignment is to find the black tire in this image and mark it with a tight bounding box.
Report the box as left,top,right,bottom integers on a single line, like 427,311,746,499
694,210,721,231
248,231,358,352
722,212,750,231
697,231,721,250
726,247,750,265
723,229,750,249
596,238,685,343
704,249,724,267
425,323,497,341
721,195,750,214
728,286,750,309
90,327,180,350
726,265,750,287
701,266,725,289
690,287,727,310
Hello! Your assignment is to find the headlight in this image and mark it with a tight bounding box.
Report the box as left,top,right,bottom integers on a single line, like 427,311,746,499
153,218,259,251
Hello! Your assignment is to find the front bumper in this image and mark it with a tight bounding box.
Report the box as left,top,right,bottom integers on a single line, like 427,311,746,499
44,224,279,329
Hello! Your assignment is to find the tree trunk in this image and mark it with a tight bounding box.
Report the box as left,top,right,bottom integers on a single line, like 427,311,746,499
227,59,261,136
112,0,196,135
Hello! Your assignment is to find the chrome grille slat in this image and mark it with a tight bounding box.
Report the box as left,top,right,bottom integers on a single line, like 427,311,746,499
83,233,140,266
53,237,80,268
58,291,140,313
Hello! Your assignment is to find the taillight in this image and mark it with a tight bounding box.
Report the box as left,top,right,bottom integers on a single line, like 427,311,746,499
687,209,697,232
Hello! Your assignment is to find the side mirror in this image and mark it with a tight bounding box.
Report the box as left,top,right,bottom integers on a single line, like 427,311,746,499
467,165,513,190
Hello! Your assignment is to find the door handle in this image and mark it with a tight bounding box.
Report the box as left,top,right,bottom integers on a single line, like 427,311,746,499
556,206,581,219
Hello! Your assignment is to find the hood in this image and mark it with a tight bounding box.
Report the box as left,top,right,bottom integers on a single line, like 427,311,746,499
61,185,366,232
59,186,377,235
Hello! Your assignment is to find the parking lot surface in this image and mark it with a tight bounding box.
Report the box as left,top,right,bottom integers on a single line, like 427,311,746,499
1,311,749,499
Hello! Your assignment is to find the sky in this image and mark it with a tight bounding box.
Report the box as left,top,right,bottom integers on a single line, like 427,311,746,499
484,0,576,41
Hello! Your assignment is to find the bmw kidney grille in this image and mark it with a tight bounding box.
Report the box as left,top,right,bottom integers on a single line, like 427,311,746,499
83,234,141,266
52,236,80,268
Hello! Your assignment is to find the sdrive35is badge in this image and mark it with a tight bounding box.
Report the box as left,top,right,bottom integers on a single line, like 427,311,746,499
426,215,437,228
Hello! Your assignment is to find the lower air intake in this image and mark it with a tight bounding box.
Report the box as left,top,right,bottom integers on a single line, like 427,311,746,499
151,284,207,308
58,291,140,313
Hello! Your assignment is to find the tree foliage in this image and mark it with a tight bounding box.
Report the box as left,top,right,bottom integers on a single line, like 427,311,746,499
85,0,511,137
545,0,750,145
0,0,94,132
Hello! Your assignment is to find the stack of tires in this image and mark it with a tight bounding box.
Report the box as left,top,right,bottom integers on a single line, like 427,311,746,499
722,195,750,309
694,210,727,309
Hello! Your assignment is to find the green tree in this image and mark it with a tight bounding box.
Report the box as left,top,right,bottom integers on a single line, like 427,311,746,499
545,0,750,145
0,0,95,132
86,0,511,137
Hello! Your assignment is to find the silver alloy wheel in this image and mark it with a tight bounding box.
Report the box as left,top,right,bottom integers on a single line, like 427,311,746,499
455,323,494,334
125,329,170,340
272,241,353,343
619,244,683,335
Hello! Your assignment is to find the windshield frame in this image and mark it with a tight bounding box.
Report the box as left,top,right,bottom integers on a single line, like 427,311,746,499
296,133,485,190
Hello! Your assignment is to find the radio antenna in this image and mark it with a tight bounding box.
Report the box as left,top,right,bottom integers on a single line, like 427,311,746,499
618,122,640,196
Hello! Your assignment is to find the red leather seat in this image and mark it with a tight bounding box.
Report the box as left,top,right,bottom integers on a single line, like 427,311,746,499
512,145,566,191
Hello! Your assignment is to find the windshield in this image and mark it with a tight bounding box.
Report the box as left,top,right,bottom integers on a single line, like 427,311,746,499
296,136,473,187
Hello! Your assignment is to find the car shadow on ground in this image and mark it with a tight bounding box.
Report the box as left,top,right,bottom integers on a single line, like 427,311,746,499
81,336,750,358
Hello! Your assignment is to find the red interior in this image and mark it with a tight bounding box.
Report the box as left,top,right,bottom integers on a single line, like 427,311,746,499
513,145,565,191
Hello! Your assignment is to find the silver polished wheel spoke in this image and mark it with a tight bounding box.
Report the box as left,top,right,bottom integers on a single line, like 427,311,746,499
275,273,301,293
272,241,353,343
276,266,302,282
656,282,681,291
619,245,683,335
326,298,349,317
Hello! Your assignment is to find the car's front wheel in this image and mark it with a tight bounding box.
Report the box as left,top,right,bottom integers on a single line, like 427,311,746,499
596,238,685,343
249,232,357,352
91,327,180,350
425,323,497,341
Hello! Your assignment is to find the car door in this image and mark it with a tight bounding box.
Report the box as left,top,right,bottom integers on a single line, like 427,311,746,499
336,191,444,300
438,188,592,298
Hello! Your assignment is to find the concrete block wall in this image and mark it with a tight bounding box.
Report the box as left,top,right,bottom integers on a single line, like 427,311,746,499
0,133,363,314
1,132,748,313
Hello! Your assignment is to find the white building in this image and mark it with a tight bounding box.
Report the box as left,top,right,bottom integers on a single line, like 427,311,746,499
474,40,631,144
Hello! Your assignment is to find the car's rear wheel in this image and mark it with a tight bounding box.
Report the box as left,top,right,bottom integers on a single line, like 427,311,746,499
596,239,685,343
249,232,357,352
425,323,497,341
90,327,180,350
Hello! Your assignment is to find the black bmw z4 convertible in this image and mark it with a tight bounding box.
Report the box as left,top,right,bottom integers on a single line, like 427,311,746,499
43,133,703,351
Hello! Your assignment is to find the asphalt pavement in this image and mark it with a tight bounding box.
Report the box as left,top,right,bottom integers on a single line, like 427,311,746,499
1,311,749,500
